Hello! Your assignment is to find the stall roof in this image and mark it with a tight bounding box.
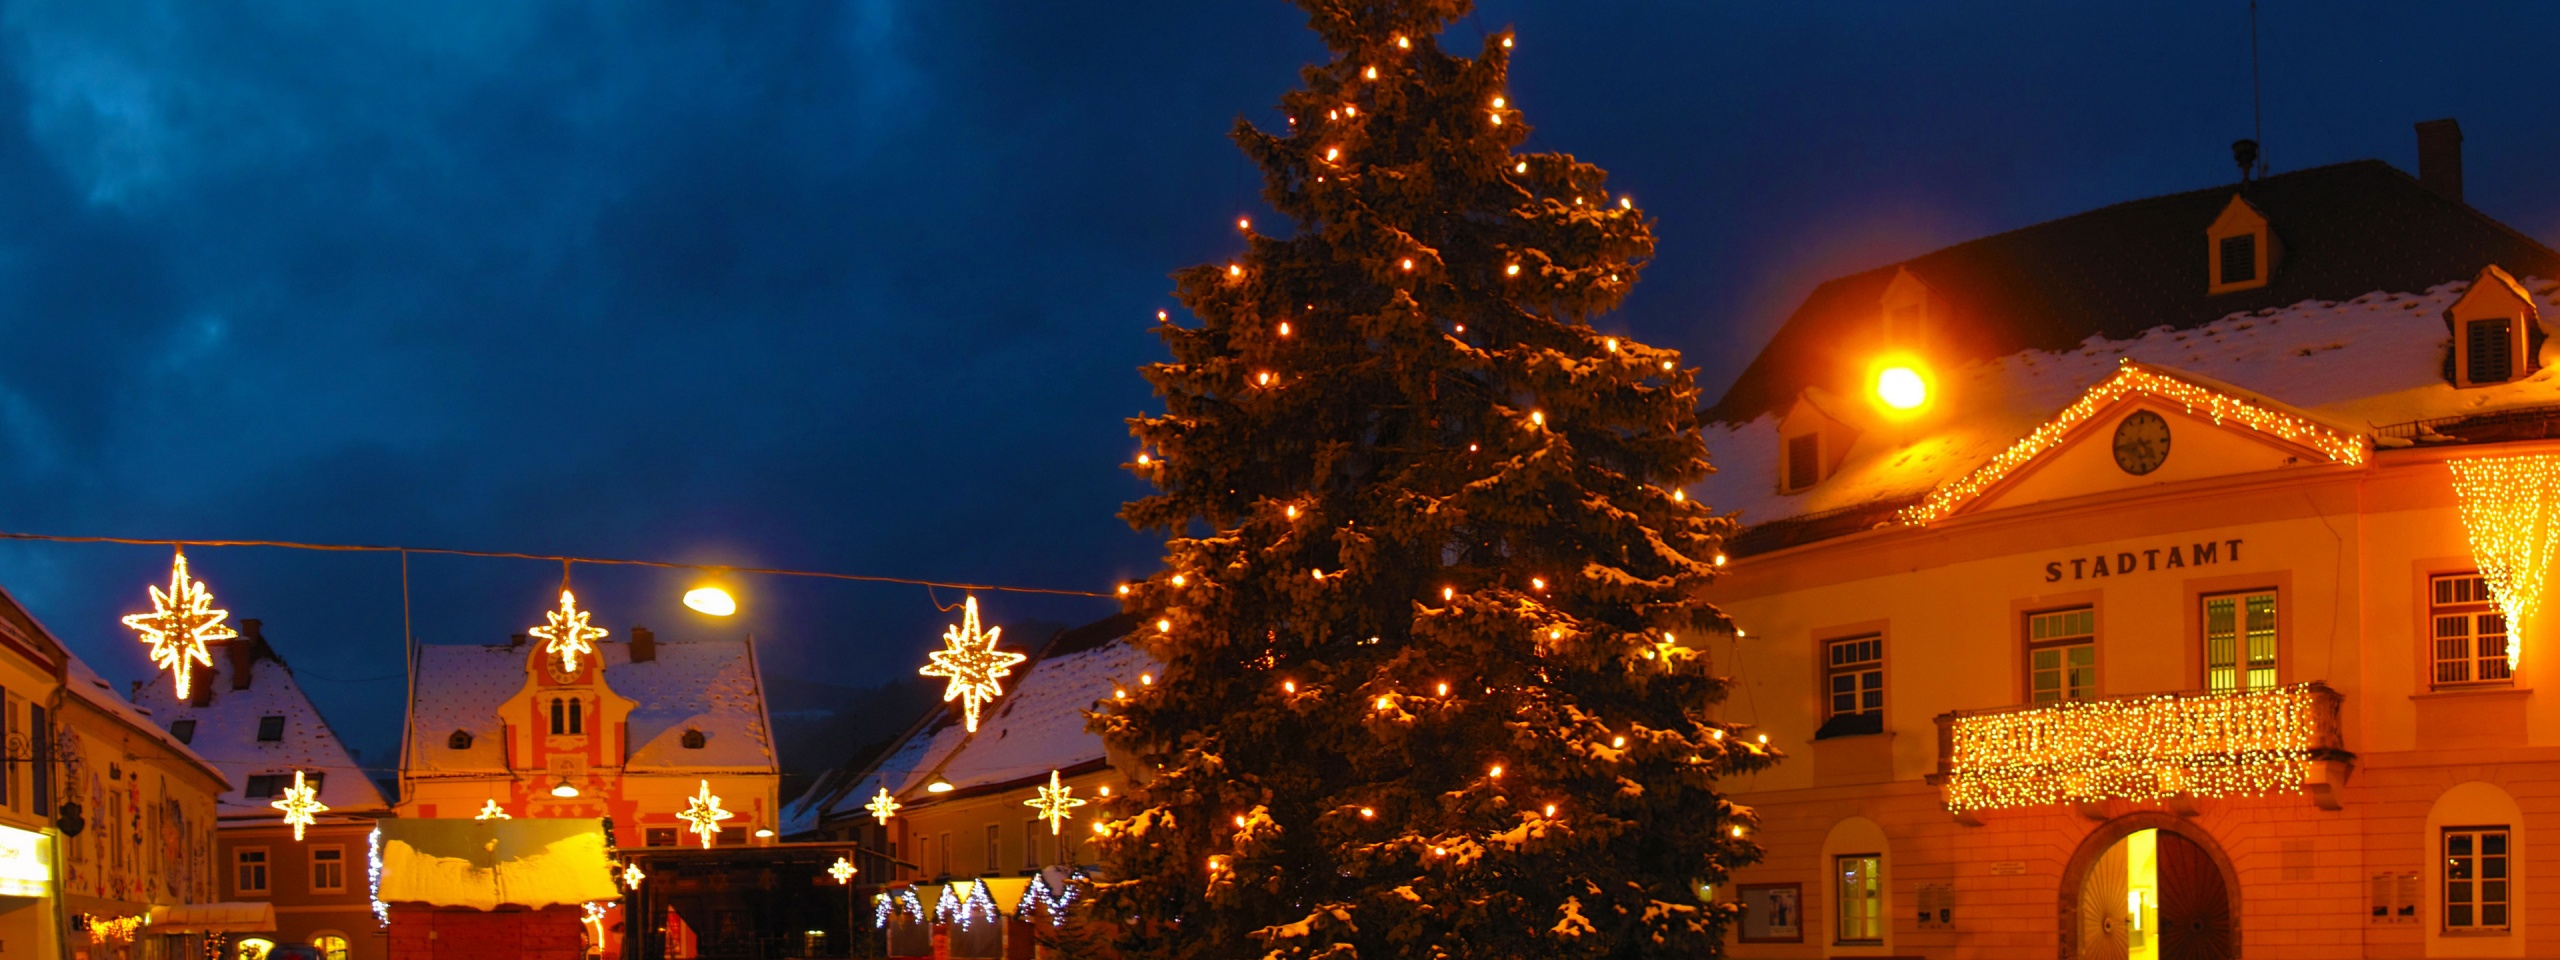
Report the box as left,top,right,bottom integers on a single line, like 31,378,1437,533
375,818,620,910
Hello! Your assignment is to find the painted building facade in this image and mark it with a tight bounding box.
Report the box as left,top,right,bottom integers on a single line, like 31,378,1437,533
134,621,391,960
1693,127,2560,959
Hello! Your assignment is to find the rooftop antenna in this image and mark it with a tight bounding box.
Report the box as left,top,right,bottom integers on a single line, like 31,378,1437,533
2248,0,2266,178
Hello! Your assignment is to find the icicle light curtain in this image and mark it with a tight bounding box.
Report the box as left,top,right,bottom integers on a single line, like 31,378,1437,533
2449,453,2560,671
1940,685,2327,813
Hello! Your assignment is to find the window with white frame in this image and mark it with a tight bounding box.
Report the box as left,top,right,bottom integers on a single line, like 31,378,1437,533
985,824,1002,873
2026,607,2097,703
2203,590,2278,693
2443,826,2510,932
1835,853,1883,944
2431,574,2512,687
1817,635,1884,738
310,846,345,893
235,848,270,895
1025,820,1043,869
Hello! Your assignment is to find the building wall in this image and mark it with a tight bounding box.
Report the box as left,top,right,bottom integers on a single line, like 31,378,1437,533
1703,443,2560,958
57,690,225,958
217,820,385,960
886,767,1116,885
384,903,586,960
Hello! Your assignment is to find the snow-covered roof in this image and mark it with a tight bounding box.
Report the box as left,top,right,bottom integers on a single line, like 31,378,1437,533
64,657,227,789
407,639,775,776
133,642,387,817
789,632,1152,832
1698,279,2560,543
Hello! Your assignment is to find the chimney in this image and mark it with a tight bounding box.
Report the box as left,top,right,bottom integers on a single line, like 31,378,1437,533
229,620,261,691
2417,118,2463,203
509,632,528,649
630,626,656,663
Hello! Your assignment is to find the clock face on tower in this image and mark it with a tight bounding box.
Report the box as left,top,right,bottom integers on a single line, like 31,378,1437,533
2112,410,2172,476
545,658,581,685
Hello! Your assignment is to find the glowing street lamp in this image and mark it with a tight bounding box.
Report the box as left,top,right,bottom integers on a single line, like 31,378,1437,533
683,586,737,617
1875,365,1929,412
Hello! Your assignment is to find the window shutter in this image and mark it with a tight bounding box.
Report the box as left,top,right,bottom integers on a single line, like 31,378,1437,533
2218,234,2257,284
1785,434,1820,491
2468,319,2514,383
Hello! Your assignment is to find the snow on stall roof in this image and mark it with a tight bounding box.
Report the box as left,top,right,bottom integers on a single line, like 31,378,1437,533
815,638,1153,822
134,653,387,817
1696,280,2560,530
64,656,225,788
407,639,773,775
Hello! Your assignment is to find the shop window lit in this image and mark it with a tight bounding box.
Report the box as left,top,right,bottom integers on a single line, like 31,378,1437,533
2203,591,2277,692
2026,607,2097,703
2443,826,2509,931
2431,574,2511,686
312,935,351,960
1835,854,1883,944
236,939,276,960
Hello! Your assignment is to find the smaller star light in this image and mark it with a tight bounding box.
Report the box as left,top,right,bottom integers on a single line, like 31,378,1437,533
676,780,732,849
1024,770,1087,835
829,856,857,885
865,788,901,825
918,596,1027,733
529,589,608,674
621,861,646,890
272,770,328,841
121,550,238,700
474,799,511,820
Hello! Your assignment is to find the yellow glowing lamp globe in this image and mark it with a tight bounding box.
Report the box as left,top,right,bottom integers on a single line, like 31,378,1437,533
683,586,737,617
1875,365,1929,412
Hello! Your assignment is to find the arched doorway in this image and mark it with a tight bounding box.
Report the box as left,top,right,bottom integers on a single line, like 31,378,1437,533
2060,813,2237,960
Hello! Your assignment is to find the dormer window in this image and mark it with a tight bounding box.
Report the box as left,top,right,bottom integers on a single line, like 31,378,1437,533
1784,433,1822,493
1777,389,1859,494
170,720,196,745
256,716,285,742
2206,195,2278,294
681,729,706,749
447,730,473,750
2447,264,2540,387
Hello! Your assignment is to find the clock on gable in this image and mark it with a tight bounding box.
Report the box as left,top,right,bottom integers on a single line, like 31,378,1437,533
2112,410,2172,475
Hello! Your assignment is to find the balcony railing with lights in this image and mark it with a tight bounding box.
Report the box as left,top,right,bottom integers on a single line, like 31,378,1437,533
1930,682,2351,815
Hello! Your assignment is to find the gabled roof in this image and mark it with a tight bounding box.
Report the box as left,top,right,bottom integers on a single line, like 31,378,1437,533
64,657,227,790
1712,160,2560,423
405,638,775,776
133,633,388,817
784,613,1150,835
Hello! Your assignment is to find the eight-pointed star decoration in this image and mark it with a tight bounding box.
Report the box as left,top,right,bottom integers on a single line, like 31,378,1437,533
621,861,647,890
120,550,239,701
272,770,329,841
828,856,857,884
865,788,901,825
474,799,511,820
529,589,608,674
917,596,1027,732
677,779,732,849
1024,769,1087,835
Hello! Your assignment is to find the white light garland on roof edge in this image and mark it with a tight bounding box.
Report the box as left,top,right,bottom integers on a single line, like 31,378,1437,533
1899,361,2368,526
2449,453,2560,671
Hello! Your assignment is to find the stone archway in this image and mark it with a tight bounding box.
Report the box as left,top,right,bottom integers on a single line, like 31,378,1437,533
2056,812,2242,960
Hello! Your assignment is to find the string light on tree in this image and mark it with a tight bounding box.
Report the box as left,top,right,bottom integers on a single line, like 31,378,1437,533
528,590,607,674
918,596,1028,733
1025,770,1088,834
474,800,510,821
676,780,733,849
2449,453,2560,670
273,771,327,841
865,788,902,825
120,550,238,701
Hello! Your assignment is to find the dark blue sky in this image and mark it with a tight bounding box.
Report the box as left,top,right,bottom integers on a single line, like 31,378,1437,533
2,0,2555,770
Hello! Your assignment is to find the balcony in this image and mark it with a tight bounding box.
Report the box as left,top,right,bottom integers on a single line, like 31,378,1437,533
1931,683,2351,816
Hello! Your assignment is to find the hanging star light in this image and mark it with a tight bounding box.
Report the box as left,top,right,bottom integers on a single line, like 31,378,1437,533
621,861,646,890
273,771,328,841
829,856,857,885
865,788,901,825
1024,770,1087,835
2449,454,2560,671
676,780,732,849
474,799,510,821
120,550,238,701
528,590,608,674
918,596,1027,733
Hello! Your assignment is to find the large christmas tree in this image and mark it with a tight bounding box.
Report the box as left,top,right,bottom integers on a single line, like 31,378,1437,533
1089,2,1771,956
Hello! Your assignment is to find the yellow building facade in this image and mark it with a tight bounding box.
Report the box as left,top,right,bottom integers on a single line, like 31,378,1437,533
1695,147,2560,959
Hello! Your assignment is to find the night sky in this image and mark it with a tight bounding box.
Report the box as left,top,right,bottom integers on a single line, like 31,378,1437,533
2,0,2555,771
